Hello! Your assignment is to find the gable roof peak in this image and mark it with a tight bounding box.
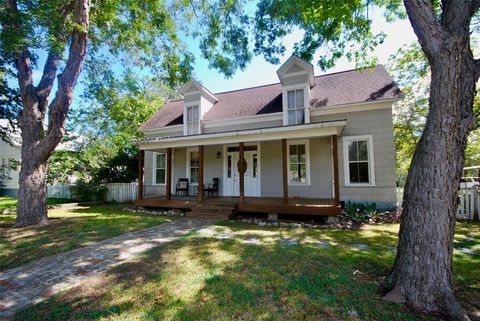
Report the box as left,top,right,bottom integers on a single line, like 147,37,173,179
178,78,219,103
276,55,315,87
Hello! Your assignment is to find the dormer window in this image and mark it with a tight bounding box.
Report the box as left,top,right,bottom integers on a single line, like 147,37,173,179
179,78,219,136
276,56,315,126
287,89,305,125
186,105,199,135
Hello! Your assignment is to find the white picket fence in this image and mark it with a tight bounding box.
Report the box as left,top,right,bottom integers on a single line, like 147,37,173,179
103,182,138,203
47,182,138,203
47,183,72,199
457,188,479,220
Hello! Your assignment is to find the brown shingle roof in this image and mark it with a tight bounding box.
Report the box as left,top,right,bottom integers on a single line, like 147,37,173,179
139,65,401,131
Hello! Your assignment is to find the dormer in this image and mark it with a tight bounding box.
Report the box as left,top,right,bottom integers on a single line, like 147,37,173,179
179,78,219,135
276,56,315,126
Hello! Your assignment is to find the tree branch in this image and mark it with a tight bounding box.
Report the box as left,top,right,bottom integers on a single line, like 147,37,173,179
35,52,61,101
472,0,480,14
403,0,445,62
37,0,90,160
2,0,37,107
441,0,474,36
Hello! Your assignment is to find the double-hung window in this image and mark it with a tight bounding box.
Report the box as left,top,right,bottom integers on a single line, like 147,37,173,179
188,151,199,183
153,153,166,185
186,105,199,135
0,158,10,180
344,136,375,185
288,140,309,185
287,89,305,125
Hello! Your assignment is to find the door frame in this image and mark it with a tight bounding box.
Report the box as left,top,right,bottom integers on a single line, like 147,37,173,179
223,142,261,197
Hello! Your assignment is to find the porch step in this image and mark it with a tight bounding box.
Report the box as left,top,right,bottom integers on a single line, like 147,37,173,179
187,203,237,220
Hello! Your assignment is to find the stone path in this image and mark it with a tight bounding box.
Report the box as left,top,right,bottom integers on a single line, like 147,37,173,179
0,218,215,318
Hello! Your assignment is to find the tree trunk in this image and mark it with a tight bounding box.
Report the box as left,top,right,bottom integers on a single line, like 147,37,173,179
384,42,477,321
6,0,90,227
16,157,48,226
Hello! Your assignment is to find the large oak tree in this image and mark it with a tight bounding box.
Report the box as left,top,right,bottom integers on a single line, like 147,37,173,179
206,0,478,320
0,0,250,226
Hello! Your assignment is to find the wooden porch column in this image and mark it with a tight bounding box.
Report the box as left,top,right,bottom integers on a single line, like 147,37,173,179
138,150,145,200
282,139,288,204
239,142,245,203
332,135,340,206
198,145,204,202
166,148,172,200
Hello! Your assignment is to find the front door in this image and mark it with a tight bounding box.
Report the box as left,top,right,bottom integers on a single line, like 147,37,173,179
224,145,260,197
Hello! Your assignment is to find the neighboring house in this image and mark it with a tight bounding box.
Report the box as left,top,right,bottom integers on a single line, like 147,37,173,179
0,120,85,197
0,120,21,197
135,56,403,218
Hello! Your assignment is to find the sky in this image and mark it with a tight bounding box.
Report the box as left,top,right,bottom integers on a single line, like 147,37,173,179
186,7,418,94
28,6,419,107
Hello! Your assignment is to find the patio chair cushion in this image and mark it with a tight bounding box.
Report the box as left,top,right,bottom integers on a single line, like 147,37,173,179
178,181,188,189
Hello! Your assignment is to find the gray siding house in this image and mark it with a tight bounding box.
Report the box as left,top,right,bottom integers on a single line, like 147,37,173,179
135,56,402,218
0,120,21,197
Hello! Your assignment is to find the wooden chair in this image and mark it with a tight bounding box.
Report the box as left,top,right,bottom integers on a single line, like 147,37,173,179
175,178,189,196
204,178,219,197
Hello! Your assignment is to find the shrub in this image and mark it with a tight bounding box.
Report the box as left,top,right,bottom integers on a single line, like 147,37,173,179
71,180,108,202
340,201,401,228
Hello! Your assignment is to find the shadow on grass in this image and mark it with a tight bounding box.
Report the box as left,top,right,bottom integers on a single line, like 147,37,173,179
13,228,443,321
0,204,172,271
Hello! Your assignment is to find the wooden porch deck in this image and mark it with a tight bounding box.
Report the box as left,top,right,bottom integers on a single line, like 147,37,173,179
135,196,341,216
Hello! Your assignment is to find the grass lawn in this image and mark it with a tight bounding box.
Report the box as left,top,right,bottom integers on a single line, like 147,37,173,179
0,204,175,271
13,221,479,321
0,196,74,210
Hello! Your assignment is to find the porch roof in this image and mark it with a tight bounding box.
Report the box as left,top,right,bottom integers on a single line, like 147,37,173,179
135,119,345,150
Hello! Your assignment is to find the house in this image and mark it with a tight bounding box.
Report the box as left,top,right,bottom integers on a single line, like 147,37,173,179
134,56,403,219
0,120,21,197
0,120,85,197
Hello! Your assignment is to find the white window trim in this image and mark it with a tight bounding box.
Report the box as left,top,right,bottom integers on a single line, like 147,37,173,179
183,101,201,136
287,139,310,186
282,83,310,126
186,147,200,185
152,152,167,186
343,135,376,187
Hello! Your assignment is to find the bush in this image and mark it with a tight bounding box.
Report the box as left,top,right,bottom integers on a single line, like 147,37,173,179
339,201,402,228
340,201,401,228
340,201,376,228
71,180,108,202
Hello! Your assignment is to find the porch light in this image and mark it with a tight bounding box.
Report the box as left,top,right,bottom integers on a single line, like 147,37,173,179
216,151,221,159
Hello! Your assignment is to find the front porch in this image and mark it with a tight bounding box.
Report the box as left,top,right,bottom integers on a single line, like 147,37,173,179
135,121,345,218
134,196,341,216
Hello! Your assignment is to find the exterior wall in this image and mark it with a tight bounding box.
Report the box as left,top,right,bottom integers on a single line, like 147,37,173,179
312,108,397,208
260,137,333,199
145,128,183,139
203,118,283,134
0,140,20,197
203,145,224,195
282,74,309,86
143,145,223,197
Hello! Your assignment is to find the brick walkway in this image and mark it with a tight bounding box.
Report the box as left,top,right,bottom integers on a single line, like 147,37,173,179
0,218,215,318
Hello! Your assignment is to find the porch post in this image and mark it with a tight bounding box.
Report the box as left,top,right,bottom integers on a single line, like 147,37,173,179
239,142,245,203
332,135,340,206
198,145,204,202
282,139,288,204
138,149,145,200
166,148,172,200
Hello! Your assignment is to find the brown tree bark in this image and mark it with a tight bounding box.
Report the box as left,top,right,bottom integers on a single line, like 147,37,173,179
384,1,479,320
3,0,90,226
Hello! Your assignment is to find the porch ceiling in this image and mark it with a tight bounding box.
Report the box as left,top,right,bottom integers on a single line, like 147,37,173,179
136,119,346,150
